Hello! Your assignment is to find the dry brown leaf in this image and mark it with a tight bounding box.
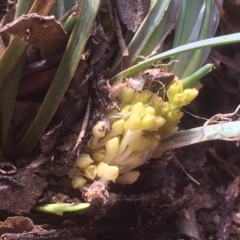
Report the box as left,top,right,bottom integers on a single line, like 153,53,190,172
0,13,68,57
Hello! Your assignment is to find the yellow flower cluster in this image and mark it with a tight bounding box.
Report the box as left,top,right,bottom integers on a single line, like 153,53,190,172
69,78,198,188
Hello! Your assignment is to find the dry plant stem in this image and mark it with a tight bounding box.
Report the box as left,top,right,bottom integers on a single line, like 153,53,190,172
14,0,101,157
29,0,56,15
203,105,240,126
72,97,92,155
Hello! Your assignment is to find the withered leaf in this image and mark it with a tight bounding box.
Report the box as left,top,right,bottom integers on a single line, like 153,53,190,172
116,0,150,32
142,68,175,92
0,170,47,215
0,13,69,57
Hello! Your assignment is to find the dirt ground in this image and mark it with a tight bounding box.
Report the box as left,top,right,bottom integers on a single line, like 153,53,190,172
1,1,240,240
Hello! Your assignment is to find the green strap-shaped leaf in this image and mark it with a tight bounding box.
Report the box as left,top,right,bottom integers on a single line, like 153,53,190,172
0,0,33,152
50,0,82,18
0,0,57,155
180,0,213,78
134,0,182,63
0,0,56,90
110,33,240,83
170,0,223,77
0,57,25,153
110,0,171,76
14,0,101,157
35,202,90,215
172,0,204,48
182,64,213,89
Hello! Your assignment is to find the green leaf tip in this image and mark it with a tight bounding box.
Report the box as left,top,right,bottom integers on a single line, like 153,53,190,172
34,202,90,215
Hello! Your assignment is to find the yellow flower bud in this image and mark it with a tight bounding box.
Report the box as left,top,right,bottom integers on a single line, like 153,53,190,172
158,102,169,116
120,105,132,119
124,113,142,131
120,87,135,104
132,90,151,104
103,166,119,181
145,106,156,115
68,168,79,179
97,162,108,177
105,137,120,163
111,119,125,135
167,79,183,100
141,114,156,130
131,102,146,118
74,153,93,169
183,88,198,103
151,96,163,114
92,121,106,138
165,111,183,122
71,176,87,188
92,152,105,162
153,116,165,129
84,165,98,180
171,93,186,107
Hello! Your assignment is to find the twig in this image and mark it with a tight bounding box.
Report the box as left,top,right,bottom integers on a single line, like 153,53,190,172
204,105,240,126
